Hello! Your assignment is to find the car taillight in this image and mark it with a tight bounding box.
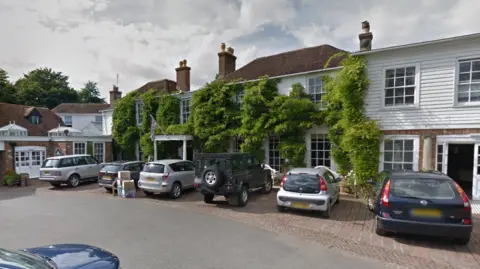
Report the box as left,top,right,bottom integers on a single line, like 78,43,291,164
381,179,391,207
319,176,327,191
162,173,170,181
280,175,287,188
463,218,472,225
53,171,61,176
98,172,102,177
454,182,471,212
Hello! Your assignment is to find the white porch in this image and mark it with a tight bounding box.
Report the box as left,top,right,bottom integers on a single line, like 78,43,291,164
153,135,194,161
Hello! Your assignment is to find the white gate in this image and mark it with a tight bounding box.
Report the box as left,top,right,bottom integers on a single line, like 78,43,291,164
14,146,46,178
473,144,480,201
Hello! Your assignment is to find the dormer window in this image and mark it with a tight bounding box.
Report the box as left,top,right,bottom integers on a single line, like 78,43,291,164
29,115,40,124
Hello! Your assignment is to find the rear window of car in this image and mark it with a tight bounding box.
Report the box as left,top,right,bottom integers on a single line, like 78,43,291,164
391,178,457,200
42,159,59,168
284,173,320,193
102,165,122,172
143,163,165,173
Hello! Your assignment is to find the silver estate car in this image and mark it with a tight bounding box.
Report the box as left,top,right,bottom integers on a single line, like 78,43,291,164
276,167,341,218
137,159,196,199
39,154,105,188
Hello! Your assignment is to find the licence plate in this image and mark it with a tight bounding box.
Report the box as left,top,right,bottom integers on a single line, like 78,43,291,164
291,202,310,209
103,176,111,180
44,171,50,175
411,208,442,218
146,177,155,182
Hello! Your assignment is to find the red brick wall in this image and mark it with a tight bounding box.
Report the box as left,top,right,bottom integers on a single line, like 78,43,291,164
383,129,480,170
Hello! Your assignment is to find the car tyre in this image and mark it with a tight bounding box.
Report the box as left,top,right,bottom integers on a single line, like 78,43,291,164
68,174,80,188
454,237,470,245
375,217,389,236
203,194,214,204
261,175,273,194
277,206,286,212
237,185,249,207
321,200,331,218
169,182,182,199
202,167,224,189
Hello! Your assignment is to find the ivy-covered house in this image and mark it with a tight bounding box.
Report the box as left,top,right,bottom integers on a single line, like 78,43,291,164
111,41,351,173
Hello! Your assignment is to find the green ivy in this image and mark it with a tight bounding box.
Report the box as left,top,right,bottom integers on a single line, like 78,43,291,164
266,83,322,167
239,77,279,160
112,91,139,160
191,79,242,152
324,54,382,184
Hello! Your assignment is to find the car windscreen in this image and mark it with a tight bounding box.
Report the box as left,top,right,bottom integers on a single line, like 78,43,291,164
0,249,51,269
102,165,122,172
143,163,165,173
391,178,457,200
42,159,59,168
284,173,320,194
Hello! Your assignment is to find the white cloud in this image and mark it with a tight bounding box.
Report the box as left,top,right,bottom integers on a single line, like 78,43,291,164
0,0,479,101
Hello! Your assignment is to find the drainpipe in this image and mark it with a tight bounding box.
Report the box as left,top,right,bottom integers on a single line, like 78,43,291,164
422,136,433,171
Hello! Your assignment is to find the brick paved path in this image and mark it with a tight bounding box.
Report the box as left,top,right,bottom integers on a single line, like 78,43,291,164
4,181,479,269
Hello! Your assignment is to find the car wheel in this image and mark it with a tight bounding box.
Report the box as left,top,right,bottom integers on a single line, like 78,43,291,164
321,201,331,218
144,190,154,196
169,182,182,199
277,206,286,212
50,182,61,188
68,174,80,188
203,194,214,204
454,237,470,245
237,185,249,207
261,176,273,194
202,167,223,189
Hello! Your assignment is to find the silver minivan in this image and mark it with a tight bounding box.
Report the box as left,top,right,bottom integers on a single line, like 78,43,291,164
138,159,196,199
276,167,341,218
39,154,105,188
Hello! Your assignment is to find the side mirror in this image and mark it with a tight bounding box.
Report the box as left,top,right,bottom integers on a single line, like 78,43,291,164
260,163,265,169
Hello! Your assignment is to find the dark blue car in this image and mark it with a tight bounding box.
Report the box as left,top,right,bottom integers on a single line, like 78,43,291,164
0,244,120,269
367,170,472,245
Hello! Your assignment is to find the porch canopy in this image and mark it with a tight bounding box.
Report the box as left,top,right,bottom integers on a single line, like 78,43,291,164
153,134,193,161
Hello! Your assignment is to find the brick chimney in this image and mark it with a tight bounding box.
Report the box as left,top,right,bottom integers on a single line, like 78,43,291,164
359,21,373,51
217,43,236,79
109,85,122,105
175,59,191,92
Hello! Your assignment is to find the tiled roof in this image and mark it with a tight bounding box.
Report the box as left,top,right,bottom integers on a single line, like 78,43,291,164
51,103,111,114
0,102,64,136
134,79,178,95
225,44,347,81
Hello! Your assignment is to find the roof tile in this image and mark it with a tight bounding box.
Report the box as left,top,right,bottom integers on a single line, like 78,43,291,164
51,103,111,114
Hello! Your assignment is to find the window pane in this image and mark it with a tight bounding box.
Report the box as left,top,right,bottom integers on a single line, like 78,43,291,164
405,76,415,86
384,162,393,170
460,62,471,73
458,92,469,103
385,78,394,88
472,72,480,83
406,67,415,76
385,89,394,97
384,140,393,150
385,69,395,78
472,91,480,102
395,77,404,87
384,152,393,162
473,61,480,72
405,96,414,104
385,98,394,106
458,84,469,93
404,152,413,162
404,140,414,150
395,68,405,77
459,73,470,82
394,88,404,97
403,163,413,170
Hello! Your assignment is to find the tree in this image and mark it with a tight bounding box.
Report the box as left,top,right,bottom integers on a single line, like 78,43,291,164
15,68,79,109
78,81,106,103
0,69,18,104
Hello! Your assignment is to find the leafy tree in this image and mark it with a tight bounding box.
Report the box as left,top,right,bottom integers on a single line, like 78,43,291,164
0,69,18,104
15,68,78,109
112,91,139,160
78,81,105,103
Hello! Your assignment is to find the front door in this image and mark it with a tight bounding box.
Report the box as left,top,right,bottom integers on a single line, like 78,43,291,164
473,144,480,201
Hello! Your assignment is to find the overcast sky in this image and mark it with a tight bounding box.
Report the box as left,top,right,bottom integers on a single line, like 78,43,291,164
1,0,479,100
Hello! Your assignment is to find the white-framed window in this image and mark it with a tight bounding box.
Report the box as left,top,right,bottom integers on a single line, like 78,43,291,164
93,142,104,162
457,58,480,104
235,90,244,104
307,76,326,108
136,142,143,161
136,101,143,126
64,115,72,127
234,137,243,152
94,115,103,123
310,134,331,168
29,115,40,124
436,144,443,172
381,136,419,171
181,98,191,124
74,142,87,155
383,65,418,107
268,136,285,171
